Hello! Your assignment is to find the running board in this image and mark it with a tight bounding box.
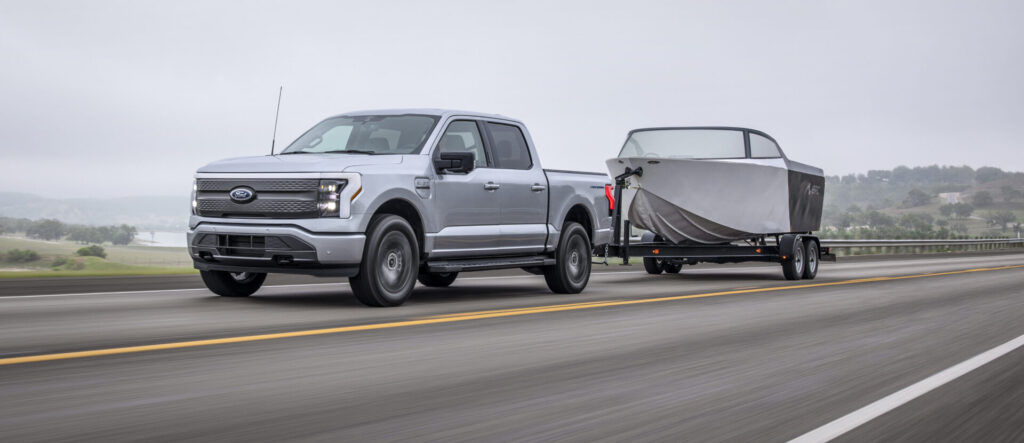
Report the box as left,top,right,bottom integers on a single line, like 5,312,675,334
426,256,555,273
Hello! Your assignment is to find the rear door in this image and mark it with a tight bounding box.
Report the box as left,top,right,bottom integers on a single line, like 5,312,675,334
430,120,503,257
485,121,548,253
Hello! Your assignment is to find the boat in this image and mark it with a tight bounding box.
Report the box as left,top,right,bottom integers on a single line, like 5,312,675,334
605,127,824,244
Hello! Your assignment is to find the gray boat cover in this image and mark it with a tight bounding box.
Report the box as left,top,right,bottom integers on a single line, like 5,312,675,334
608,157,824,244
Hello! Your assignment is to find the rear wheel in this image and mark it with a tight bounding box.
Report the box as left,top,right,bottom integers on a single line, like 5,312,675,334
417,272,458,287
544,222,591,294
350,215,420,307
802,239,819,280
200,271,267,297
781,235,805,280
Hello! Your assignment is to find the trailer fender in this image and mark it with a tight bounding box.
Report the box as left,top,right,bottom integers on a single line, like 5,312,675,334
779,234,801,262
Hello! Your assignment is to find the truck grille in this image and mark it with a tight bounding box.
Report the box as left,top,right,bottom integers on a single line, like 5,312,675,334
197,179,318,192
195,178,326,218
192,233,316,260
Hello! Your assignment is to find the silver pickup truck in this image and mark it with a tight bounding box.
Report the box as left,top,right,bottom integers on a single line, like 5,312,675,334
189,109,612,306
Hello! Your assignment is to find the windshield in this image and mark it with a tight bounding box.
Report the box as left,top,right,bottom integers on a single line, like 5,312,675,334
281,114,439,155
618,129,746,159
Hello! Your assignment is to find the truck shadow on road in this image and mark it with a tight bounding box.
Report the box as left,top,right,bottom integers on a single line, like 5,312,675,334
205,284,554,308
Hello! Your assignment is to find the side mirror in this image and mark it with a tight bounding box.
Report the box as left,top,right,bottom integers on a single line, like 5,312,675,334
434,152,476,174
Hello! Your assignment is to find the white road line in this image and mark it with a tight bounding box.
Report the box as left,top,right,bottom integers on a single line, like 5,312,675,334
0,270,651,299
790,333,1024,443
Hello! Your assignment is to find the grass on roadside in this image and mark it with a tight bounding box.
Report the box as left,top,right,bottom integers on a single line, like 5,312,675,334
0,235,195,278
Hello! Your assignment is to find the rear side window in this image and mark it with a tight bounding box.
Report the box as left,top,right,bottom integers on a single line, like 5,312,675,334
749,133,782,158
487,123,532,170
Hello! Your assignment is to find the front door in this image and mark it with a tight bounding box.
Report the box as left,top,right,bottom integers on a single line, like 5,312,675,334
430,120,503,257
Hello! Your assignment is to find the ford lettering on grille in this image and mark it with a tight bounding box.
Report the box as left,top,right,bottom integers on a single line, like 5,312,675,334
229,187,256,203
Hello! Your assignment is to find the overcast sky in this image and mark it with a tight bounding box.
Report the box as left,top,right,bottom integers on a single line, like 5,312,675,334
1,0,1022,197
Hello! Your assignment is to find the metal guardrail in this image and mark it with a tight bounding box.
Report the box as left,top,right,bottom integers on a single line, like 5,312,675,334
821,238,1024,248
625,236,1024,248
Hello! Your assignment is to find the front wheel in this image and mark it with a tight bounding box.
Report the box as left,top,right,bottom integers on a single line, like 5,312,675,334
544,222,591,294
200,271,267,297
643,258,681,274
662,261,683,274
781,235,805,280
350,215,420,307
643,257,663,274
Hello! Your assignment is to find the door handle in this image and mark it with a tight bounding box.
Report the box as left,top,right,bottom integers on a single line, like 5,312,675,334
531,184,546,192
484,182,501,191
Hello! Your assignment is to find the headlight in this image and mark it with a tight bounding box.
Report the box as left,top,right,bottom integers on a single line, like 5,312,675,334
318,179,347,217
191,180,198,215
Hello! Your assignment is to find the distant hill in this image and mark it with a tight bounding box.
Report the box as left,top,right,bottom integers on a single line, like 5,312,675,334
0,192,188,231
823,165,1024,237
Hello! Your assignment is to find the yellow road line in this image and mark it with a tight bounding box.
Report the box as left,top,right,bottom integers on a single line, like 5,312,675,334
2,264,1022,367
420,300,627,319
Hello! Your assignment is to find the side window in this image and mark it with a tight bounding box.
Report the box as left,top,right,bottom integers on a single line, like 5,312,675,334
437,120,487,168
487,123,532,170
749,133,782,158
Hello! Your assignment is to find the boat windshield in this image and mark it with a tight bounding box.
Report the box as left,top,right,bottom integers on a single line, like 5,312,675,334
618,129,746,160
281,114,439,155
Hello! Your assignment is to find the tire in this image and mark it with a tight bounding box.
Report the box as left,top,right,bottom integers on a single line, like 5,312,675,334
200,270,267,297
662,261,683,274
802,239,819,280
544,222,591,294
418,272,458,287
640,232,679,274
350,215,420,307
643,257,663,274
781,235,805,280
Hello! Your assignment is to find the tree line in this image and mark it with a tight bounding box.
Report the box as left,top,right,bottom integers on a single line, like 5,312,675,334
827,165,1019,186
0,216,138,245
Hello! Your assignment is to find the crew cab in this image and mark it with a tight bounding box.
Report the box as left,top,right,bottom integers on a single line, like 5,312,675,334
189,109,612,306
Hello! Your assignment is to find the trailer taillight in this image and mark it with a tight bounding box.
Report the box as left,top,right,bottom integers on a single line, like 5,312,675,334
605,185,615,211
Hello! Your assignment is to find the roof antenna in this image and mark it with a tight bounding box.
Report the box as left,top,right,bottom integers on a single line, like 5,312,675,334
270,86,283,155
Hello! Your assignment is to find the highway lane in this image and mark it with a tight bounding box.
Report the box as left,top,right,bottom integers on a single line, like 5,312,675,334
1,253,1023,441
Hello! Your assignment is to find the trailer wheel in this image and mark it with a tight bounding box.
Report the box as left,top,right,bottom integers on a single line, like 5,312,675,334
643,257,663,274
418,272,458,287
802,239,819,280
350,214,420,307
544,222,591,294
781,234,805,280
200,271,267,297
662,262,683,274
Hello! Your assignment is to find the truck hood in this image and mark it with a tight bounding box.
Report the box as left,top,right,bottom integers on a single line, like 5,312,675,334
196,154,404,173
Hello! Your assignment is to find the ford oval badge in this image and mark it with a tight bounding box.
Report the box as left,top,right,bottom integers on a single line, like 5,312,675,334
229,187,256,203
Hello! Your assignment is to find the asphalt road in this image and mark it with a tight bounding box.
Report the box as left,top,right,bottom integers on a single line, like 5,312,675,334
1,253,1023,441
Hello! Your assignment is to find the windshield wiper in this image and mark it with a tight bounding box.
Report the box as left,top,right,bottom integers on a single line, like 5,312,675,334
322,149,378,155
279,149,377,155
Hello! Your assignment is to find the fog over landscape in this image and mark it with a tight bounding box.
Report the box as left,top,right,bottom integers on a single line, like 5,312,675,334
4,4,1024,438
1,0,1022,202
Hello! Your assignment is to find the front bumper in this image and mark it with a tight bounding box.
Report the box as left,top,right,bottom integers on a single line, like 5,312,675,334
188,223,365,277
